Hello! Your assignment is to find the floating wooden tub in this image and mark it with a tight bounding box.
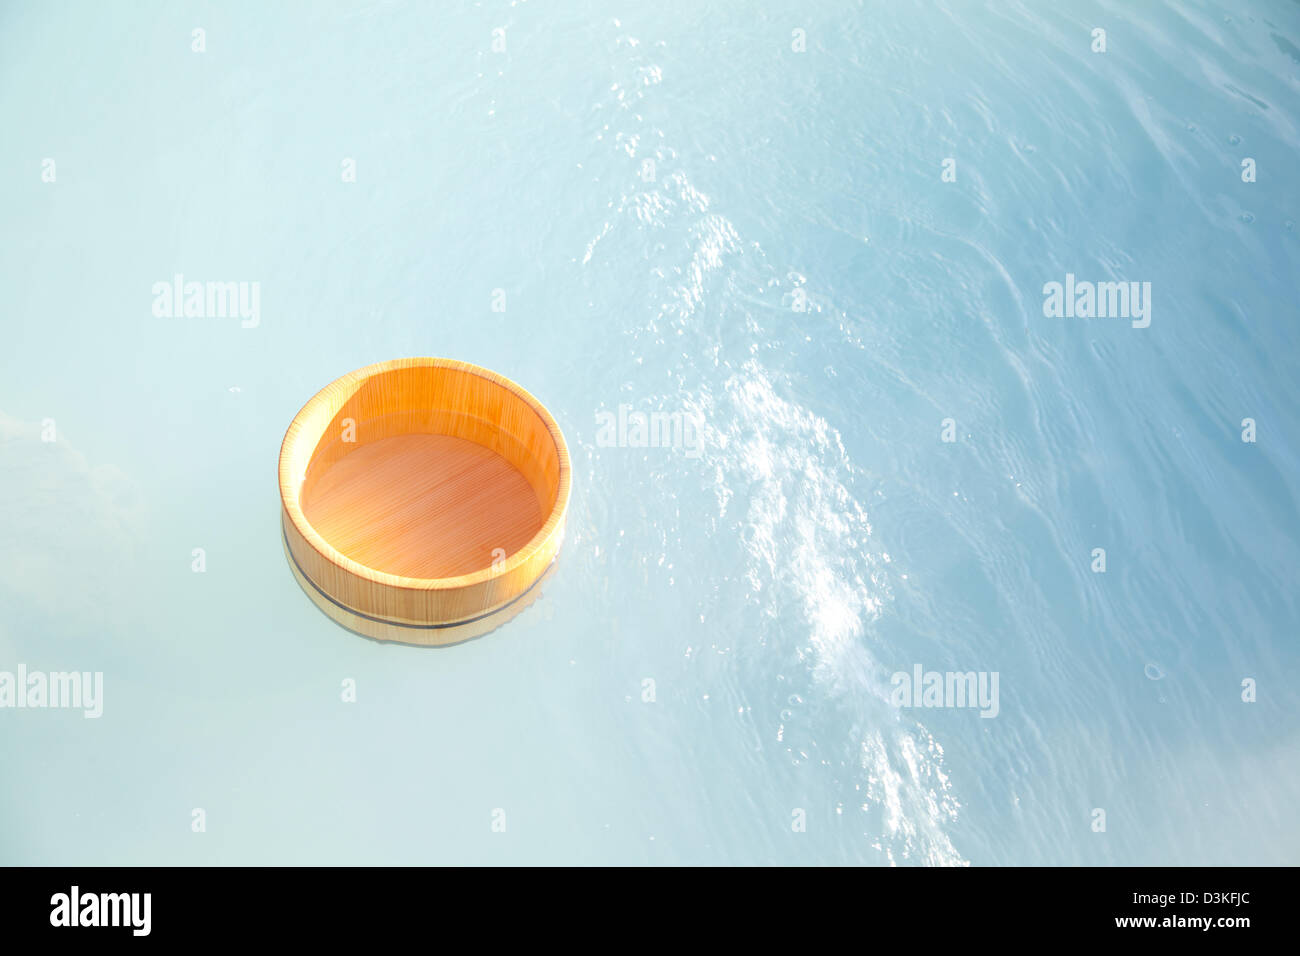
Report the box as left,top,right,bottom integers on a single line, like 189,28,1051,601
279,358,570,645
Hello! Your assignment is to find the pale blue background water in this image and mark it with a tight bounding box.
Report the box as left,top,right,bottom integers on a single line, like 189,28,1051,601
2,0,1298,865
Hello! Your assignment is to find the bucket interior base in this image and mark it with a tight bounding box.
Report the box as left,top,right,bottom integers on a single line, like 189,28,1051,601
302,432,545,579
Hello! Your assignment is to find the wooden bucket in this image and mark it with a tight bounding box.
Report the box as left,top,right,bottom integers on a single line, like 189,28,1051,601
279,358,570,645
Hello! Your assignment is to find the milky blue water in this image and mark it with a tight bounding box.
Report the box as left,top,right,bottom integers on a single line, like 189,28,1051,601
2,0,1298,865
